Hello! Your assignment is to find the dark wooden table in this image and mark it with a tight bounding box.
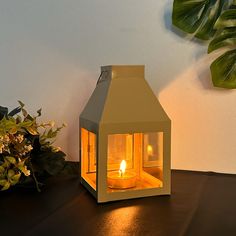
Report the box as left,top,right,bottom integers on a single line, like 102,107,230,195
1,169,236,236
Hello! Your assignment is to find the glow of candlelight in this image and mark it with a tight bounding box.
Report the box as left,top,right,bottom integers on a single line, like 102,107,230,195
119,160,126,177
147,145,153,156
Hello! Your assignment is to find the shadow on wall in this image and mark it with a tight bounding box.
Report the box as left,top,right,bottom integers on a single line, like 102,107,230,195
152,0,205,94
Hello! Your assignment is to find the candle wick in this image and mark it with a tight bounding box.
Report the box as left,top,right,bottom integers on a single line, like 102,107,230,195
119,169,123,177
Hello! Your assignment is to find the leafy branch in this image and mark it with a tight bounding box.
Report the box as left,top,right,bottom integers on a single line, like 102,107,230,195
172,0,236,88
0,101,66,192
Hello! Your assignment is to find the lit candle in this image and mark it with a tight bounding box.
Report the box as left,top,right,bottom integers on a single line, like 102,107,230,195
107,160,136,189
147,145,153,156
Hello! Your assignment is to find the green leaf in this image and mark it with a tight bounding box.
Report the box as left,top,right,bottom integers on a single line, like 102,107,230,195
7,169,15,178
16,115,22,124
10,173,21,185
60,162,80,176
16,162,25,171
20,120,34,127
208,28,236,52
172,0,209,34
1,181,10,190
214,9,236,29
210,48,236,88
8,106,21,117
22,108,28,118
196,0,225,40
172,0,224,40
0,179,7,186
18,101,25,108
1,117,17,131
32,150,66,176
172,0,236,89
37,108,42,117
26,126,38,135
0,106,8,120
5,156,16,165
25,114,34,121
0,166,5,174
2,159,10,168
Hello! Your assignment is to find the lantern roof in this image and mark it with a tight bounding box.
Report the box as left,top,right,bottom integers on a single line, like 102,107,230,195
80,65,170,125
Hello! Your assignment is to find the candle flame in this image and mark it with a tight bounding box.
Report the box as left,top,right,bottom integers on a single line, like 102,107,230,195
147,145,153,155
119,160,126,177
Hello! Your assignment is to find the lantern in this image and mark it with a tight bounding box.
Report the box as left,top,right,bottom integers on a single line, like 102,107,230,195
80,65,171,203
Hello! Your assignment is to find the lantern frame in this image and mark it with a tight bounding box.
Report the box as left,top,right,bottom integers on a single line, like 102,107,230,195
80,65,171,203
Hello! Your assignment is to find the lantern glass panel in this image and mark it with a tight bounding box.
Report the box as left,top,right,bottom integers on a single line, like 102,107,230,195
107,132,163,193
81,128,96,190
107,134,133,171
143,132,163,181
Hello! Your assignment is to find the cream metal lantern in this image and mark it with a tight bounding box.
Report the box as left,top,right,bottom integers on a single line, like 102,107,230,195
79,65,171,203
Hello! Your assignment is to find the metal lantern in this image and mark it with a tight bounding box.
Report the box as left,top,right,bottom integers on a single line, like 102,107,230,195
80,65,171,203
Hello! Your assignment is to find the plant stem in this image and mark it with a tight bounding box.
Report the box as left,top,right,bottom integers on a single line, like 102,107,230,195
29,160,41,192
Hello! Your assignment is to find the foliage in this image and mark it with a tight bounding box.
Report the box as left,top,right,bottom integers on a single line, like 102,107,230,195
0,101,66,192
172,0,236,89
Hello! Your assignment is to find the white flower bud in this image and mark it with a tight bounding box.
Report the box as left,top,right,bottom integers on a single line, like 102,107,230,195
17,134,24,143
0,143,4,153
24,145,33,152
52,146,61,152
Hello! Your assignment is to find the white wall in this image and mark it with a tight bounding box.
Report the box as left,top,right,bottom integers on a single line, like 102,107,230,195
0,1,235,173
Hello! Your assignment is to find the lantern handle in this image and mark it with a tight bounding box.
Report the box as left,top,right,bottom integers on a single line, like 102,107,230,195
96,71,109,85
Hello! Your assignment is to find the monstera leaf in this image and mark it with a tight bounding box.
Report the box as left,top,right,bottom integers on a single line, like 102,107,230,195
172,0,236,89
210,49,236,88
